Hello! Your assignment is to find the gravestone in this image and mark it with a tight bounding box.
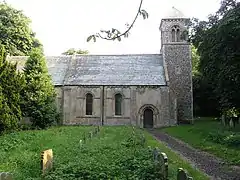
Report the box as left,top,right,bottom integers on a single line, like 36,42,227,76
0,172,13,180
41,149,53,174
177,168,193,180
152,148,159,161
229,118,234,128
159,152,168,180
152,148,168,179
221,114,226,126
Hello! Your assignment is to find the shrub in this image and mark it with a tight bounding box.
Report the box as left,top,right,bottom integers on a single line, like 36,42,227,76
206,130,240,148
22,48,58,129
0,45,24,134
223,134,240,148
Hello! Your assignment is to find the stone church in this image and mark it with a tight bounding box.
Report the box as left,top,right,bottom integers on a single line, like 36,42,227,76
9,7,193,128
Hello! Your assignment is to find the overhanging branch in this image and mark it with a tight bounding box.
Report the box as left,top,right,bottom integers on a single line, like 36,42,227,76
87,0,148,42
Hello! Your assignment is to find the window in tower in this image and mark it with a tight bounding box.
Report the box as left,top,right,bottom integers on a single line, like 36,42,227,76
171,25,181,42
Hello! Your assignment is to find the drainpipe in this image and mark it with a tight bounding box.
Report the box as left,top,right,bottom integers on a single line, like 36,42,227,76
101,85,105,125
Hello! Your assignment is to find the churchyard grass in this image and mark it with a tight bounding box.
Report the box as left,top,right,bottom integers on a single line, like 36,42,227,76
161,117,240,165
0,126,208,179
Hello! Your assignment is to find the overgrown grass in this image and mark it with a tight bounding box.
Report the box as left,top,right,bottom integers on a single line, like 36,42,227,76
161,117,240,165
0,126,208,179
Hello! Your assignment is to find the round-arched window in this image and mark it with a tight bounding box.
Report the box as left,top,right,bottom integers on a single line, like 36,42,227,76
171,25,181,42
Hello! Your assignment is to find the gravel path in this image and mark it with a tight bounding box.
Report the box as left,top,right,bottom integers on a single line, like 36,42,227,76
149,129,240,180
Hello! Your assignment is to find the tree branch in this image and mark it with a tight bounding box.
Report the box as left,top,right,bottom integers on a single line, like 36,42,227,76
87,0,148,42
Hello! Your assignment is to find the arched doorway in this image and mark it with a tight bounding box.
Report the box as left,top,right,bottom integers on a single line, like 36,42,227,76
143,108,153,128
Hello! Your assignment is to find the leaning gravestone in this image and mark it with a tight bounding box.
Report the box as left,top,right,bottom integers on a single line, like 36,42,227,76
0,172,13,180
159,152,168,180
41,149,53,174
177,168,193,180
152,148,168,180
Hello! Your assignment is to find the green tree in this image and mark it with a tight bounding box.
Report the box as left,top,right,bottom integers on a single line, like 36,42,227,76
0,2,42,55
62,48,89,55
23,48,58,128
0,45,24,133
190,0,240,116
191,45,200,76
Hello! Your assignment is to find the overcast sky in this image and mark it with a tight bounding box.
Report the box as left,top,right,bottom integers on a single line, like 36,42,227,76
6,0,221,55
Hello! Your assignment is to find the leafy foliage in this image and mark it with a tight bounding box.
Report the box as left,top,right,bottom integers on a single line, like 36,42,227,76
22,48,58,129
45,127,164,180
0,126,208,179
62,48,89,55
193,74,220,117
191,45,200,76
87,0,148,42
207,130,240,148
0,45,24,134
190,0,240,116
0,2,42,55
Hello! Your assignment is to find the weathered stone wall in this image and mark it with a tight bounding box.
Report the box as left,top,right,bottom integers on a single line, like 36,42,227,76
57,85,175,127
62,86,102,125
55,87,63,114
135,86,172,127
104,86,131,125
162,44,193,121
160,18,193,122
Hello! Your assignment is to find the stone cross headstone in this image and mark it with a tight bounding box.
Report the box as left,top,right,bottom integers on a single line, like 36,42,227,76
177,168,193,180
41,149,53,174
0,172,13,180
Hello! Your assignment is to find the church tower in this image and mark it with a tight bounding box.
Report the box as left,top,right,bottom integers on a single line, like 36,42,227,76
160,7,193,122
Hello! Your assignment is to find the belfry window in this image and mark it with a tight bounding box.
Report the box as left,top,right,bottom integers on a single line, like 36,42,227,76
86,93,93,115
115,93,122,115
171,29,176,42
171,25,181,42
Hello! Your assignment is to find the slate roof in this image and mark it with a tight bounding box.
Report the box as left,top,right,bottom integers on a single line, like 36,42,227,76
7,54,166,86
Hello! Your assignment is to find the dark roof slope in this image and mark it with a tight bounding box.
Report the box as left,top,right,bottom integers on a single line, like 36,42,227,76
7,54,166,86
